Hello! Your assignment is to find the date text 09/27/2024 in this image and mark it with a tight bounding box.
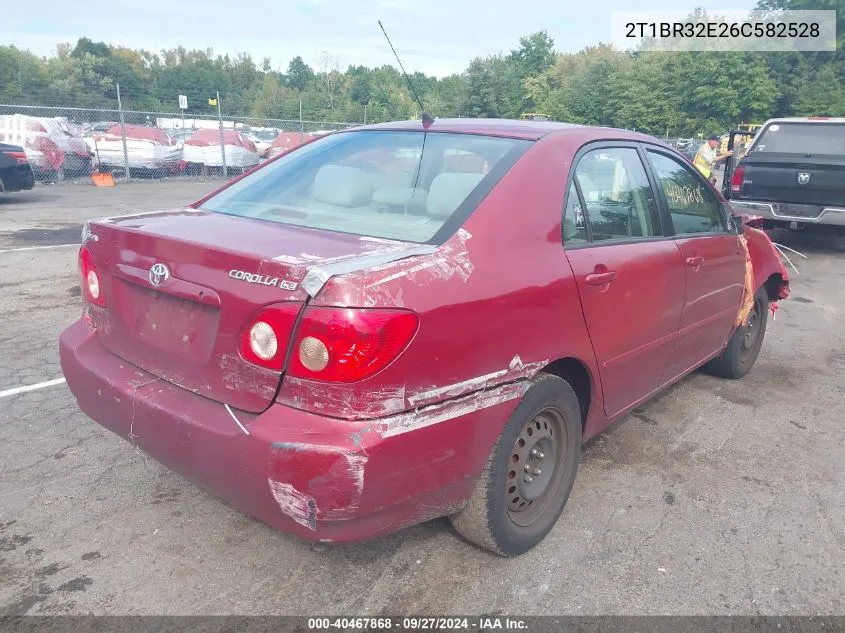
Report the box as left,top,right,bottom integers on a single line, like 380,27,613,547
307,617,529,631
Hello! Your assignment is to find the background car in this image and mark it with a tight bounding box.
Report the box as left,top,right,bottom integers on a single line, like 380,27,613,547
0,114,92,181
243,129,278,158
182,128,259,170
0,142,35,192
85,124,183,174
726,116,845,234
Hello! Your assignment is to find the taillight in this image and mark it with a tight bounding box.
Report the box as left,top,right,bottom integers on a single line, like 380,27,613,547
288,308,419,382
239,303,300,370
3,150,28,165
78,247,105,307
731,165,746,193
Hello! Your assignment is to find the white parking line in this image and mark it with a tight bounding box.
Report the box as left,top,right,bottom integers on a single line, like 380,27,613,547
0,244,79,254
0,378,67,399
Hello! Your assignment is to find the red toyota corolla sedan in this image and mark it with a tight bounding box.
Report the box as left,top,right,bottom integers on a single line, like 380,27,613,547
60,118,790,556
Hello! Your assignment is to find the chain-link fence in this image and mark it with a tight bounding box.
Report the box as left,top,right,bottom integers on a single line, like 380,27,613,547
0,103,362,183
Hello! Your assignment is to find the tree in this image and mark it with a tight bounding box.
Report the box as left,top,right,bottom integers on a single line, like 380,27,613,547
794,63,845,115
315,51,342,110
286,56,314,91
511,31,556,78
1,28,841,131
0,46,51,104
72,37,110,59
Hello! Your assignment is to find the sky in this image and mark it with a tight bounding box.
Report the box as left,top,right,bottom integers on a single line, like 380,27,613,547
2,0,758,77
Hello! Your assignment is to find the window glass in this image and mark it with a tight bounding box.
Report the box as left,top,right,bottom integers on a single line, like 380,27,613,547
751,122,845,155
199,130,531,244
574,147,661,241
562,182,588,244
647,150,725,234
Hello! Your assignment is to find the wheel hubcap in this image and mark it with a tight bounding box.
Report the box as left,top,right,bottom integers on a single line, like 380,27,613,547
506,410,564,522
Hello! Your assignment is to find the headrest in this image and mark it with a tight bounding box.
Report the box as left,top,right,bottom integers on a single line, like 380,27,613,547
312,165,373,207
426,173,485,219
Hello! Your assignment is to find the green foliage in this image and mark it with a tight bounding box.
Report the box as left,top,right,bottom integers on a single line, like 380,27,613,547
0,21,842,132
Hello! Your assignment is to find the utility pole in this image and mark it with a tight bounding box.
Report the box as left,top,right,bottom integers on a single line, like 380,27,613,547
116,83,131,181
216,90,227,178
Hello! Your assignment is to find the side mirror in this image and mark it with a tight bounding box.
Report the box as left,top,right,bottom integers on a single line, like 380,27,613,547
731,211,765,231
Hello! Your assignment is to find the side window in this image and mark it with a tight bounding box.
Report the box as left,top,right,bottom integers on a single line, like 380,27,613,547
562,182,588,244
646,150,726,234
574,147,661,242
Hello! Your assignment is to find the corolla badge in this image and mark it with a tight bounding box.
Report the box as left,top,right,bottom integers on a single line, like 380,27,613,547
229,269,298,291
798,172,811,185
149,263,170,286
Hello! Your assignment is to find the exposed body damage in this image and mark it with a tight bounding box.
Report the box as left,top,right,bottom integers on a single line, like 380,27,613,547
61,118,790,549
742,223,791,302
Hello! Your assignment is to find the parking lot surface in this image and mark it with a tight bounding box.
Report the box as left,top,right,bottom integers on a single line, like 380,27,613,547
0,181,843,616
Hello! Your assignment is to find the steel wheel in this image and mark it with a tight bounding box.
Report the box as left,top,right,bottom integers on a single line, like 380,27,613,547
449,374,583,556
739,298,763,364
505,407,569,529
704,287,769,380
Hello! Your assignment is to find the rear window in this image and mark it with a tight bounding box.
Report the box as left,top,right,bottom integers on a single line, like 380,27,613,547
198,130,531,243
751,122,845,156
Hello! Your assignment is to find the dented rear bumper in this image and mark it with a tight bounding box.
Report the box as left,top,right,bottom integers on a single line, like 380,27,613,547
59,320,520,543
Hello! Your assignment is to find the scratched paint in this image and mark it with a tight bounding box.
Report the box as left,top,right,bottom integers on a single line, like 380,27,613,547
269,443,368,513
97,208,186,224
407,354,548,407
271,254,308,265
267,480,317,531
374,382,527,438
302,244,437,298
366,229,474,293
279,377,407,418
218,354,277,399
279,355,544,421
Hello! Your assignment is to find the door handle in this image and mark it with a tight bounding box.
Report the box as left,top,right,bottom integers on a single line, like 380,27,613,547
585,271,617,286
685,256,704,267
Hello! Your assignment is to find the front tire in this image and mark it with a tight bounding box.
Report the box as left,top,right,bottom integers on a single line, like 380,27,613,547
705,287,769,379
449,374,582,556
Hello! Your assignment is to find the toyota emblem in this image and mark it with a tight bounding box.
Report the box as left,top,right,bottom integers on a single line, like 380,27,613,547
149,263,170,286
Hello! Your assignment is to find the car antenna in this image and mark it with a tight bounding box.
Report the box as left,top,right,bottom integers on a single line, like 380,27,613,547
378,20,434,129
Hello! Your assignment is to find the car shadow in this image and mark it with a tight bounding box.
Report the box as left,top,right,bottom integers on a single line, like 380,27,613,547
0,190,61,205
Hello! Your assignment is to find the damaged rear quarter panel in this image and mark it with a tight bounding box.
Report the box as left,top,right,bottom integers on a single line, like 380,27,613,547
743,225,791,296
257,391,526,530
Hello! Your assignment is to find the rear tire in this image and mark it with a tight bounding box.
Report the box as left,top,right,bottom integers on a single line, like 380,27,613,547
705,287,768,379
449,374,582,556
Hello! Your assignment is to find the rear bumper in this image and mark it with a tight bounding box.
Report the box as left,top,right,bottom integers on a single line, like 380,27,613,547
59,320,517,543
731,200,845,227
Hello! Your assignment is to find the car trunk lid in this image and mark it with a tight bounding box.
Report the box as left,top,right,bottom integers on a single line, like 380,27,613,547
84,208,415,413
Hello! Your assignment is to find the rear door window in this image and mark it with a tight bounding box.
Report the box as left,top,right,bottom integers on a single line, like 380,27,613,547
198,130,531,244
562,182,588,244
646,150,726,235
573,147,662,242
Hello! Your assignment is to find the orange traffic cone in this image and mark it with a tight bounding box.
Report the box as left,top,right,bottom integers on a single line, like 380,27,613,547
91,138,115,187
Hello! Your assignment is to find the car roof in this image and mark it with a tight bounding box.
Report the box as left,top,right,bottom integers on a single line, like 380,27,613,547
351,117,661,143
761,117,845,124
